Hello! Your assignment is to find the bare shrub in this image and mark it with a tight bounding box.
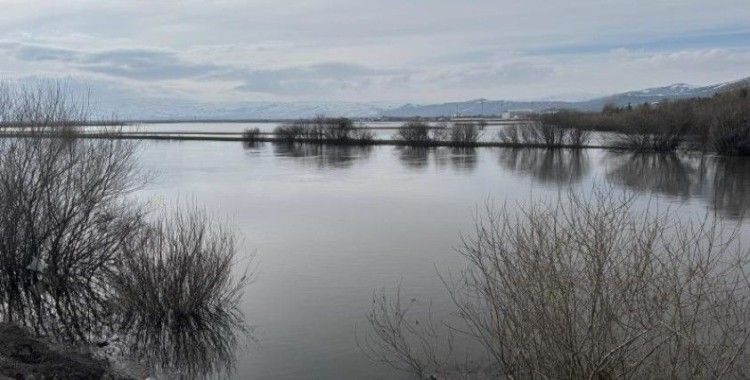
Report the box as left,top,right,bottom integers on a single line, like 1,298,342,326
364,189,750,379
0,135,143,341
111,206,250,377
360,288,458,378
351,127,375,143
449,122,482,145
0,82,251,376
496,125,521,144
541,87,750,154
497,123,590,147
396,121,432,145
567,125,591,146
430,122,450,142
272,116,374,144
0,80,90,128
242,127,262,142
707,96,750,155
614,110,687,152
273,122,306,142
318,116,354,141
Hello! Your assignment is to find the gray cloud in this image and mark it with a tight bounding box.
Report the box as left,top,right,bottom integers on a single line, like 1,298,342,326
235,63,402,95
2,42,400,95
3,43,222,80
438,62,555,85
1,0,749,102
15,44,80,62
80,49,223,80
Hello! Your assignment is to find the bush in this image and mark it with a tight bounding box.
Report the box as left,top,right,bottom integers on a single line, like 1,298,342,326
272,116,373,143
0,82,250,376
707,99,750,155
430,122,450,142
273,122,307,142
242,127,262,142
351,127,375,143
363,189,750,379
449,122,482,145
318,116,354,141
396,121,432,145
0,135,142,341
497,123,591,147
541,87,750,154
0,80,89,128
112,206,249,377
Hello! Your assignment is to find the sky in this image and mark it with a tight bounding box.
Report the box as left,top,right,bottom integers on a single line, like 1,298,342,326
1,0,749,104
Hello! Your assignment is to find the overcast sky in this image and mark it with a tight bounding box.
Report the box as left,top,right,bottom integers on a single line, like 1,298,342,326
1,0,749,103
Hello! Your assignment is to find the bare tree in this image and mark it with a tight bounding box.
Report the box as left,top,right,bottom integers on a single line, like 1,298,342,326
396,121,433,145
0,81,251,377
0,79,90,129
0,133,143,341
364,188,750,379
497,123,591,147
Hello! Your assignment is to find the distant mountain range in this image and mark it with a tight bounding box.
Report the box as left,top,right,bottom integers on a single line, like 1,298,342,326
380,76,750,118
91,76,750,120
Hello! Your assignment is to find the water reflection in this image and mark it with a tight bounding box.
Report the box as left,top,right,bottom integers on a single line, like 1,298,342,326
396,147,478,172
709,157,750,219
449,148,478,172
498,148,590,184
396,146,431,170
605,153,703,199
270,142,372,169
605,153,750,219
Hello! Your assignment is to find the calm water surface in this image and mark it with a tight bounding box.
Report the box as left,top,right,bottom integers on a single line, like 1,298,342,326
135,136,750,379
94,120,615,144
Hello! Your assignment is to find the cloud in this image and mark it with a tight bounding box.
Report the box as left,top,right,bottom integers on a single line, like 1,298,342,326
2,42,223,80
14,44,80,62
80,49,222,80
623,48,750,70
434,62,555,86
234,63,402,95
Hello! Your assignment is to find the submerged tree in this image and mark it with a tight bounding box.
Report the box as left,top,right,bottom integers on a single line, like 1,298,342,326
363,189,750,379
112,206,250,377
0,80,250,377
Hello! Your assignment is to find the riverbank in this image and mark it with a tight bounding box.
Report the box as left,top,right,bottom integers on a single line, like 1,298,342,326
0,323,136,379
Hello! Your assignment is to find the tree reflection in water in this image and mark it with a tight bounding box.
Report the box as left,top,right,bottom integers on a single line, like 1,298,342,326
605,153,702,200
449,148,478,172
498,148,591,185
708,157,750,220
605,153,750,220
271,142,373,169
396,146,431,170
395,146,478,172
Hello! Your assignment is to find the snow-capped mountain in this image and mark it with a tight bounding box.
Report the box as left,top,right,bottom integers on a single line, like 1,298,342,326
574,77,750,111
382,76,750,117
